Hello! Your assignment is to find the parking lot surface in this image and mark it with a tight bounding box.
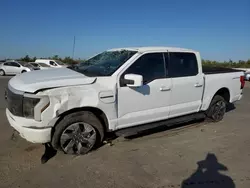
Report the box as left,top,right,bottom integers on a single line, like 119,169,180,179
0,77,250,188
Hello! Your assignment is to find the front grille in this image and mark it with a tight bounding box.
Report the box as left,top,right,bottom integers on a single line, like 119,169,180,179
6,86,23,116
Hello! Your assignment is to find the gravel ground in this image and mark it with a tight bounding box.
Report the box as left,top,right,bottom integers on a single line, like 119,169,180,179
0,77,250,188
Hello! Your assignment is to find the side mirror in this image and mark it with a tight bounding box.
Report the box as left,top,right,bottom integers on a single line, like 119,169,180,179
123,74,143,87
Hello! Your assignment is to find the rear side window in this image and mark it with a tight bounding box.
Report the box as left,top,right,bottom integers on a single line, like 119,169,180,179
11,62,20,67
31,63,39,67
168,52,198,77
3,62,11,66
121,53,166,85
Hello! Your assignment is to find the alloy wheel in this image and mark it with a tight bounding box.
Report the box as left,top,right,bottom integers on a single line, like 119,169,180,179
60,122,97,155
211,100,226,121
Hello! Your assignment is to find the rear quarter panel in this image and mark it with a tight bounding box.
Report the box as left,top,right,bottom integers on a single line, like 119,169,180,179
201,72,244,111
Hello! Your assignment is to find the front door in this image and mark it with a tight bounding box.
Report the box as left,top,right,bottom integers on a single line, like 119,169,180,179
10,62,21,74
117,52,172,129
3,62,12,74
167,52,204,118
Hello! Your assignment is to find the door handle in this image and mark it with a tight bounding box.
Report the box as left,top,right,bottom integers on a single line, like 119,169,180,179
194,83,203,87
160,86,171,91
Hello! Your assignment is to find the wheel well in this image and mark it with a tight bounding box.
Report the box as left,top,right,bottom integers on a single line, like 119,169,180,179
55,107,109,132
214,88,230,103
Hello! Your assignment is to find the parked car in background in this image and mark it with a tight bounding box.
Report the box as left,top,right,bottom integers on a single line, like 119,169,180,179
35,59,67,68
5,46,245,156
244,71,250,81
0,61,33,76
29,62,52,70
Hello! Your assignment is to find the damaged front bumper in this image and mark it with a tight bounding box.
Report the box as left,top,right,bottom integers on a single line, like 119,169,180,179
6,108,51,143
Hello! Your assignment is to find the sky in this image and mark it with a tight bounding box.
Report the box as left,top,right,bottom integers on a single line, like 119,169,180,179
0,0,249,61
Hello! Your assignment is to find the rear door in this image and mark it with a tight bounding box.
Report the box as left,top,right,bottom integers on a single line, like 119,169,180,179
167,52,204,118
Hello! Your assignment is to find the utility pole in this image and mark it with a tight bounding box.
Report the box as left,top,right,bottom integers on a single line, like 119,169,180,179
72,36,76,59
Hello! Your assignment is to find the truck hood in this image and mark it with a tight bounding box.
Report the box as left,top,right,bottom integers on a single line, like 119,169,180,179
9,68,96,93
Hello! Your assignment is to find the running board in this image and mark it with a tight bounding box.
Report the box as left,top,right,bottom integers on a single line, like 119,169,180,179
115,112,206,137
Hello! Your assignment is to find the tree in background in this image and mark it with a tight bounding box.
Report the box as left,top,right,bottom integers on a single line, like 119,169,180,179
202,59,250,68
16,55,250,68
17,55,85,65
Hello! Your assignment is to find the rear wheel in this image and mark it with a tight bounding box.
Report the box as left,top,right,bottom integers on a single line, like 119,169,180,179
51,111,104,155
0,69,5,76
206,95,227,122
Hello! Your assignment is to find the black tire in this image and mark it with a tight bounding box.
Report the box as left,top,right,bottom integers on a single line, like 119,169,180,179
206,95,227,122
0,69,5,76
51,111,104,155
21,70,27,73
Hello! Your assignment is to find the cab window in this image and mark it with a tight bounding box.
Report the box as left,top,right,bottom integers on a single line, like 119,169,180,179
168,52,198,77
120,53,166,86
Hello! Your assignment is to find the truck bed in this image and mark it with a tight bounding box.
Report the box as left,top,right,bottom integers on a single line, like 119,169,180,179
202,66,244,74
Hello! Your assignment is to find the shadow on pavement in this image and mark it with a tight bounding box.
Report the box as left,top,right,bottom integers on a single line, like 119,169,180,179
226,103,236,112
124,118,205,140
181,153,235,188
41,143,57,164
120,103,236,140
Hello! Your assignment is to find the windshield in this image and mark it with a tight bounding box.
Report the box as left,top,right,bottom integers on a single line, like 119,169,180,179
55,60,65,65
39,63,50,67
74,50,137,76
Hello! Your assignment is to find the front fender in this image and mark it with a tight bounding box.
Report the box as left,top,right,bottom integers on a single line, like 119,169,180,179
38,85,117,130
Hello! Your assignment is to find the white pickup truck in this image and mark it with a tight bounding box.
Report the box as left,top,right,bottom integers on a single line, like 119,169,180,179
5,47,245,155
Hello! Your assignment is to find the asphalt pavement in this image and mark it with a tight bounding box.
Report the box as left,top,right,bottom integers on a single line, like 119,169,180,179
0,76,250,188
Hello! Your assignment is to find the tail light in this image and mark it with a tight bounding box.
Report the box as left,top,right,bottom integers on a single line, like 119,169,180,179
240,75,245,89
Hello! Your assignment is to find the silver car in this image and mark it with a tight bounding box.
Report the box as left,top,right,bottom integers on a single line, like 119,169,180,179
29,62,52,70
0,61,32,76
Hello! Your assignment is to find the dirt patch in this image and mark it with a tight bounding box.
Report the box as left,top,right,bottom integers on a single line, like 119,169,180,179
24,145,41,152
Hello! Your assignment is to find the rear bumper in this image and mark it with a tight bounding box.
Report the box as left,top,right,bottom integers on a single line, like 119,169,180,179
6,109,51,143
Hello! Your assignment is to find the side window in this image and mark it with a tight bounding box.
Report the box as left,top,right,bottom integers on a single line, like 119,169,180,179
169,52,198,77
49,61,57,66
31,63,38,67
11,62,20,67
4,62,11,66
120,53,166,86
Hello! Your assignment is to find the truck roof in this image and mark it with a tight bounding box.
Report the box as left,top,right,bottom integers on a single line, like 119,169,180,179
108,46,198,53
35,59,53,61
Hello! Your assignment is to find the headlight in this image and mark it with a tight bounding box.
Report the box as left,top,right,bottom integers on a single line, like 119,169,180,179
23,94,50,121
23,97,40,118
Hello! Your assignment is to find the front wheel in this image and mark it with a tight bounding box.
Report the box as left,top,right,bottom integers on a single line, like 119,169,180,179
0,69,5,76
206,95,227,122
51,111,104,155
21,70,27,73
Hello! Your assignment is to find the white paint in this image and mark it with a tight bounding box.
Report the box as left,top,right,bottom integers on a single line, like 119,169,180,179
117,78,172,129
5,46,244,144
6,109,51,143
